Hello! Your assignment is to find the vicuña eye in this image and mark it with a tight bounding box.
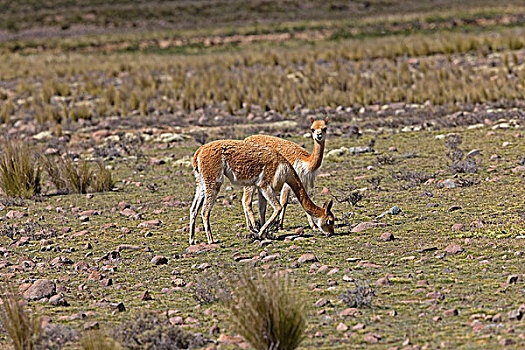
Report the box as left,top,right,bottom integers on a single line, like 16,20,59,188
311,129,315,132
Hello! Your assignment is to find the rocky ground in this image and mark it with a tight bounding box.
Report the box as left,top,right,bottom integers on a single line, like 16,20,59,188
0,104,524,348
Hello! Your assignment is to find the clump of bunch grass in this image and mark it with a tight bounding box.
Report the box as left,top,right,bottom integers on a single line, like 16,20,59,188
225,270,306,350
0,140,41,199
339,280,376,308
0,288,42,350
80,330,122,350
42,156,114,194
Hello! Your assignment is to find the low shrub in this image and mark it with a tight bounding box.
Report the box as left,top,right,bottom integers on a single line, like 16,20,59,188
0,141,41,199
0,289,41,350
225,270,306,350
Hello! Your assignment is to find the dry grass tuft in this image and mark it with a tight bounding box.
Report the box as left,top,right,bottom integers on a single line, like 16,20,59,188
0,141,41,199
79,330,122,350
0,289,41,350
225,270,307,350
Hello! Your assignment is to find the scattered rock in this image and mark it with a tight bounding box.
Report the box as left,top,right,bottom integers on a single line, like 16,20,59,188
169,316,184,325
298,253,317,264
466,149,480,157
448,206,462,212
499,339,516,346
186,243,219,254
6,210,27,219
314,298,330,307
23,279,56,300
351,221,386,233
336,323,348,332
507,309,523,321
443,309,458,317
339,308,362,317
377,206,401,218
451,224,466,231
363,333,381,344
138,219,160,228
506,275,521,285
376,277,392,286
83,321,99,330
353,323,366,331
141,290,153,301
100,278,113,287
379,232,395,242
444,243,464,255
49,294,69,306
117,244,141,252
151,255,168,265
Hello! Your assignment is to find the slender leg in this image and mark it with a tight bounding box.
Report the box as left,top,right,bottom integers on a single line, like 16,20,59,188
201,181,221,244
258,188,282,239
189,181,205,245
305,186,319,230
242,186,256,230
278,185,291,231
258,190,267,226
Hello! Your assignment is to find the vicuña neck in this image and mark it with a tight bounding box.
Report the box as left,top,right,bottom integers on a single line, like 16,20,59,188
308,140,325,171
285,171,324,218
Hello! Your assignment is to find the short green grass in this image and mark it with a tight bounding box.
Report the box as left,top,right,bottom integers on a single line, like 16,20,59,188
0,125,523,349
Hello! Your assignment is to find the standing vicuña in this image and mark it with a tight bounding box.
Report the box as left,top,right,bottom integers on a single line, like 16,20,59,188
243,117,328,231
189,140,335,245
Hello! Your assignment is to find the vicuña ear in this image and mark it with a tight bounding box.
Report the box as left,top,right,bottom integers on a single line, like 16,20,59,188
309,116,315,124
324,116,329,124
323,199,333,212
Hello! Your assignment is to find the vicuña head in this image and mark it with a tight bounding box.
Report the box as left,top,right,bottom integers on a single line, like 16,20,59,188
189,140,335,245
310,116,328,142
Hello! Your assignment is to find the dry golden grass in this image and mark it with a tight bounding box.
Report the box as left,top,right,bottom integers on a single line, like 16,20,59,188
225,270,307,350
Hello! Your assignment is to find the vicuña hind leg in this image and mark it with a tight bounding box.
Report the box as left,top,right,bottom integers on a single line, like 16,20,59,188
242,186,256,231
189,182,205,245
258,190,267,226
258,188,281,239
278,185,291,231
201,181,221,244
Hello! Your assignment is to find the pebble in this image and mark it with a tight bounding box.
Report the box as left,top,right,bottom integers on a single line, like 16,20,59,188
151,256,168,265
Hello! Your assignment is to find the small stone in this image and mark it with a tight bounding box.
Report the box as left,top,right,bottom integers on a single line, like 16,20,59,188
151,256,168,265
444,243,464,255
376,277,392,286
351,221,386,233
100,278,113,287
315,298,330,307
169,316,184,325
506,275,520,284
49,294,69,306
379,232,395,242
466,149,480,157
353,323,366,330
451,224,465,231
433,316,442,322
294,227,304,235
141,290,153,301
23,279,56,300
209,325,220,336
448,206,462,212
339,308,362,317
443,309,458,317
138,219,161,228
336,323,348,332
389,310,397,317
298,253,317,264
84,321,99,330
499,339,516,346
363,333,381,344
507,309,523,321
